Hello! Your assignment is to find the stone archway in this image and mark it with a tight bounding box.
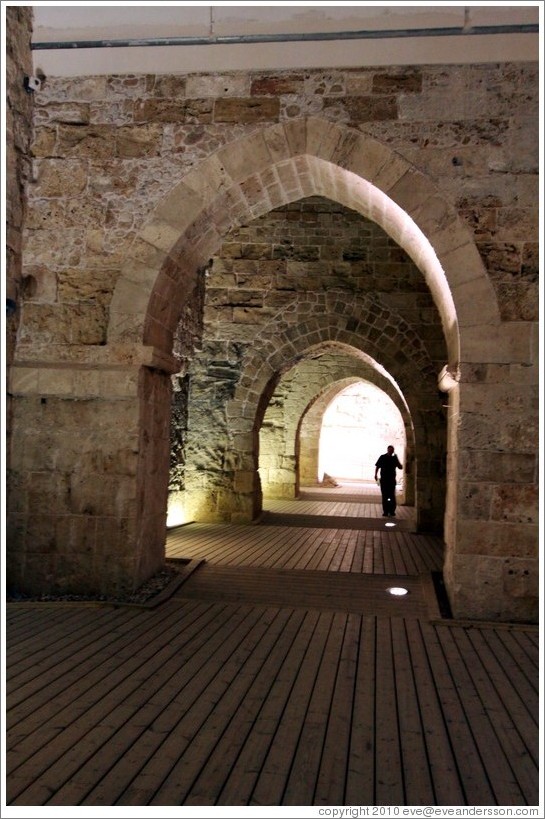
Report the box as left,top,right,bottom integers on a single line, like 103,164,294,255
258,349,414,503
103,117,501,599
14,117,521,614
299,379,412,501
181,280,445,532
110,116,503,359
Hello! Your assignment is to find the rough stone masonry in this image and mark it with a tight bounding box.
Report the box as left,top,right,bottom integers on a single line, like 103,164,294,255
6,7,538,621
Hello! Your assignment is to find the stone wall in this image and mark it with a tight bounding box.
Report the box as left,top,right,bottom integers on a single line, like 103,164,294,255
5,6,33,352
7,60,538,619
21,64,537,351
5,7,33,456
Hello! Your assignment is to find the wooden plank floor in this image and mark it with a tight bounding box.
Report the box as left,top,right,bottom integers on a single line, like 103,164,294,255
171,565,436,618
5,488,540,808
166,495,441,576
6,605,539,807
167,523,444,575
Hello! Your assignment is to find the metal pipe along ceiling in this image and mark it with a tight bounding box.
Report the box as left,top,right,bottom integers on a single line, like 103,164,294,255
31,23,538,50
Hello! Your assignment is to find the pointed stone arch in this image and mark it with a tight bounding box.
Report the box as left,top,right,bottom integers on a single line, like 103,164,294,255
181,288,445,531
105,116,513,613
258,349,415,503
108,116,500,377
231,291,438,415
299,378,409,496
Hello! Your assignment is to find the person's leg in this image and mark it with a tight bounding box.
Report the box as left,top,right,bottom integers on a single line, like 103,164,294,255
380,481,389,515
384,480,396,515
390,488,397,516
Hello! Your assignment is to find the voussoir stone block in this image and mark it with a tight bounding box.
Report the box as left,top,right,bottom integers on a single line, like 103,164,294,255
261,123,293,164
139,218,183,254
281,118,308,157
107,311,145,343
174,158,232,207
217,131,276,183
305,118,345,161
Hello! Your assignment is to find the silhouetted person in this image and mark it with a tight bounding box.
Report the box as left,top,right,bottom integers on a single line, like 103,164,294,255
374,445,403,517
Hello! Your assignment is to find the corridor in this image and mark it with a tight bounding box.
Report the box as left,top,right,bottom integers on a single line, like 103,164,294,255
5,485,539,808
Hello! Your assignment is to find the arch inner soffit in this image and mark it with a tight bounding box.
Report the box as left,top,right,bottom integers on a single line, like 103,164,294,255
161,158,460,367
273,343,411,417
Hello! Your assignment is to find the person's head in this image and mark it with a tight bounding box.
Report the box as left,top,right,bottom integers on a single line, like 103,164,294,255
387,445,395,454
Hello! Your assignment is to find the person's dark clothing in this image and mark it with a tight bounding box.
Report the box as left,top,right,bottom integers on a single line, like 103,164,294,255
375,452,402,516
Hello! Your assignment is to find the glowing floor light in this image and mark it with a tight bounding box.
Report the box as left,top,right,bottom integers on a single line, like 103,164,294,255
386,586,409,596
385,522,396,527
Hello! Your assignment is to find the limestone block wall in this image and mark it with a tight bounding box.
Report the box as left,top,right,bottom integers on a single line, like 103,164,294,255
7,60,538,618
134,367,172,584
5,6,33,467
444,359,539,622
23,64,537,349
5,7,33,359
7,364,140,595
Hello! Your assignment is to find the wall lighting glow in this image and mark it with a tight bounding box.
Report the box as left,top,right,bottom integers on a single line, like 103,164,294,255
166,495,187,528
387,586,409,596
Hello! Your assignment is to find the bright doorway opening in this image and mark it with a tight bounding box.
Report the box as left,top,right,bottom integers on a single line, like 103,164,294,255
318,382,405,484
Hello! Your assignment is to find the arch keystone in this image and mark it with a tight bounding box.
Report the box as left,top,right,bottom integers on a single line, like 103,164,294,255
282,118,308,156
335,135,403,188
262,122,293,163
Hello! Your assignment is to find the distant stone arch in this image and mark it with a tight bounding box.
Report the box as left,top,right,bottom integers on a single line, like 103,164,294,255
224,310,440,529
258,351,415,502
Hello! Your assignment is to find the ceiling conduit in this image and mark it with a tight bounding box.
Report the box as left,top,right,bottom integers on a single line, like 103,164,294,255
31,23,538,50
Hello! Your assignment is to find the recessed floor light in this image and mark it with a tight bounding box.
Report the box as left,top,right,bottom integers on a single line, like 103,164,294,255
387,586,409,596
385,522,396,527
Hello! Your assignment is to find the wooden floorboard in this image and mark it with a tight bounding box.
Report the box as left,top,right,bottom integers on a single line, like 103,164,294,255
403,619,466,805
173,564,432,618
433,625,534,806
167,524,444,575
5,489,539,808
6,601,538,807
